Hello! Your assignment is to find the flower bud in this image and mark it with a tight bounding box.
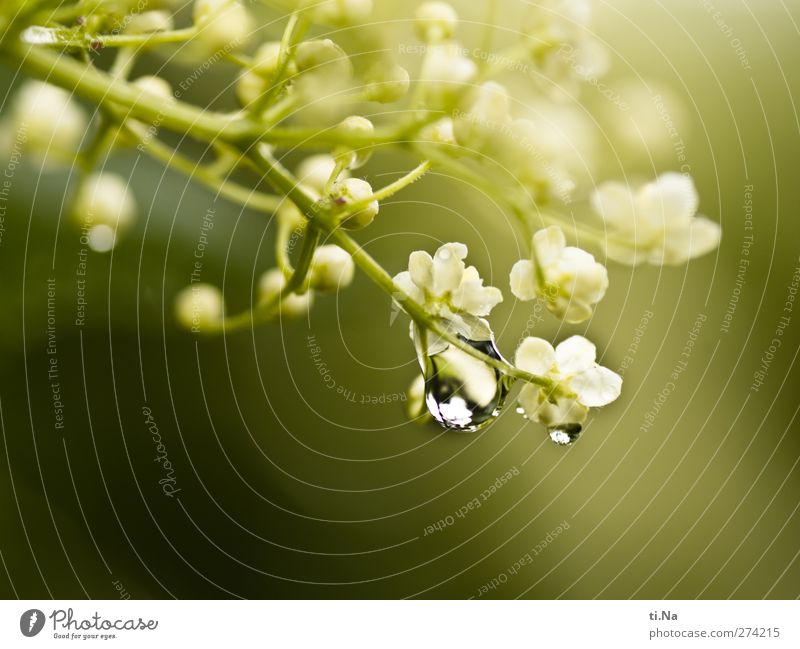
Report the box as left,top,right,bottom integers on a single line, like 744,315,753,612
251,41,284,78
193,0,252,51
333,116,374,169
236,71,265,107
259,269,314,317
330,178,378,229
12,81,88,164
309,245,355,291
419,118,456,146
72,172,137,252
419,43,477,106
306,0,373,25
295,39,352,80
453,82,512,153
175,283,224,331
415,2,458,42
363,63,410,103
126,10,174,34
296,154,347,194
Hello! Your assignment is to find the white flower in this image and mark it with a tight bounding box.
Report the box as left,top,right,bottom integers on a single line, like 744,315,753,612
515,335,622,427
510,226,608,323
393,242,503,352
193,0,252,51
419,118,456,146
309,245,355,291
591,172,721,265
415,2,458,42
10,80,87,166
259,269,314,318
71,172,137,252
330,178,379,229
175,283,224,331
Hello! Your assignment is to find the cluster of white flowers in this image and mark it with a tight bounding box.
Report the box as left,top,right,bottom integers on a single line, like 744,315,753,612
1,0,729,445
591,172,721,265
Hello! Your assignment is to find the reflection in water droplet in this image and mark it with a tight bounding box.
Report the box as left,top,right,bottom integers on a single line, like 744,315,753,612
423,337,509,432
547,423,583,446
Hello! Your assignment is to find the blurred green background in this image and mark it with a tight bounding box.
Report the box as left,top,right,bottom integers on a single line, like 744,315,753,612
0,0,798,599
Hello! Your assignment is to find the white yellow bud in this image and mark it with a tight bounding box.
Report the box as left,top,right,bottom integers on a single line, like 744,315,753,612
259,269,314,318
334,116,374,169
12,81,88,164
309,245,355,291
295,39,352,80
364,63,410,103
175,283,224,331
126,10,174,34
193,0,252,51
330,178,378,229
72,172,137,252
415,2,458,42
296,154,346,194
306,0,373,25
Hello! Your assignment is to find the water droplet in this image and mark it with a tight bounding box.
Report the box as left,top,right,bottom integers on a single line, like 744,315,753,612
547,423,583,446
423,337,509,432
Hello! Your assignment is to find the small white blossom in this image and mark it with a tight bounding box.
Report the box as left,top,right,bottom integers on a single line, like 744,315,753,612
591,172,721,265
515,335,622,427
510,226,608,323
415,2,458,42
295,39,352,81
259,269,314,318
393,242,503,352
193,0,252,51
175,283,224,331
310,245,355,291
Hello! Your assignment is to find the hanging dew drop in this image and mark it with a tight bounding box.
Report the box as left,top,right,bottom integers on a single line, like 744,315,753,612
547,423,583,446
423,336,509,432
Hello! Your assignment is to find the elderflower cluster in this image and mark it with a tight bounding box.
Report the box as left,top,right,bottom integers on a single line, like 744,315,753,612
0,0,728,446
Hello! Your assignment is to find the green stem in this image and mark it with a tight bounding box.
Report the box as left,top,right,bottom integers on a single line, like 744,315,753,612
22,25,198,50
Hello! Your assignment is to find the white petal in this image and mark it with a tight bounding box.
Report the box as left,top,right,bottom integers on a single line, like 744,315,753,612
662,215,721,264
409,250,434,289
591,181,636,229
637,172,699,224
509,259,537,301
532,226,566,268
555,335,596,374
560,246,609,304
571,366,622,407
515,337,556,375
518,387,588,426
432,242,467,295
393,271,424,303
